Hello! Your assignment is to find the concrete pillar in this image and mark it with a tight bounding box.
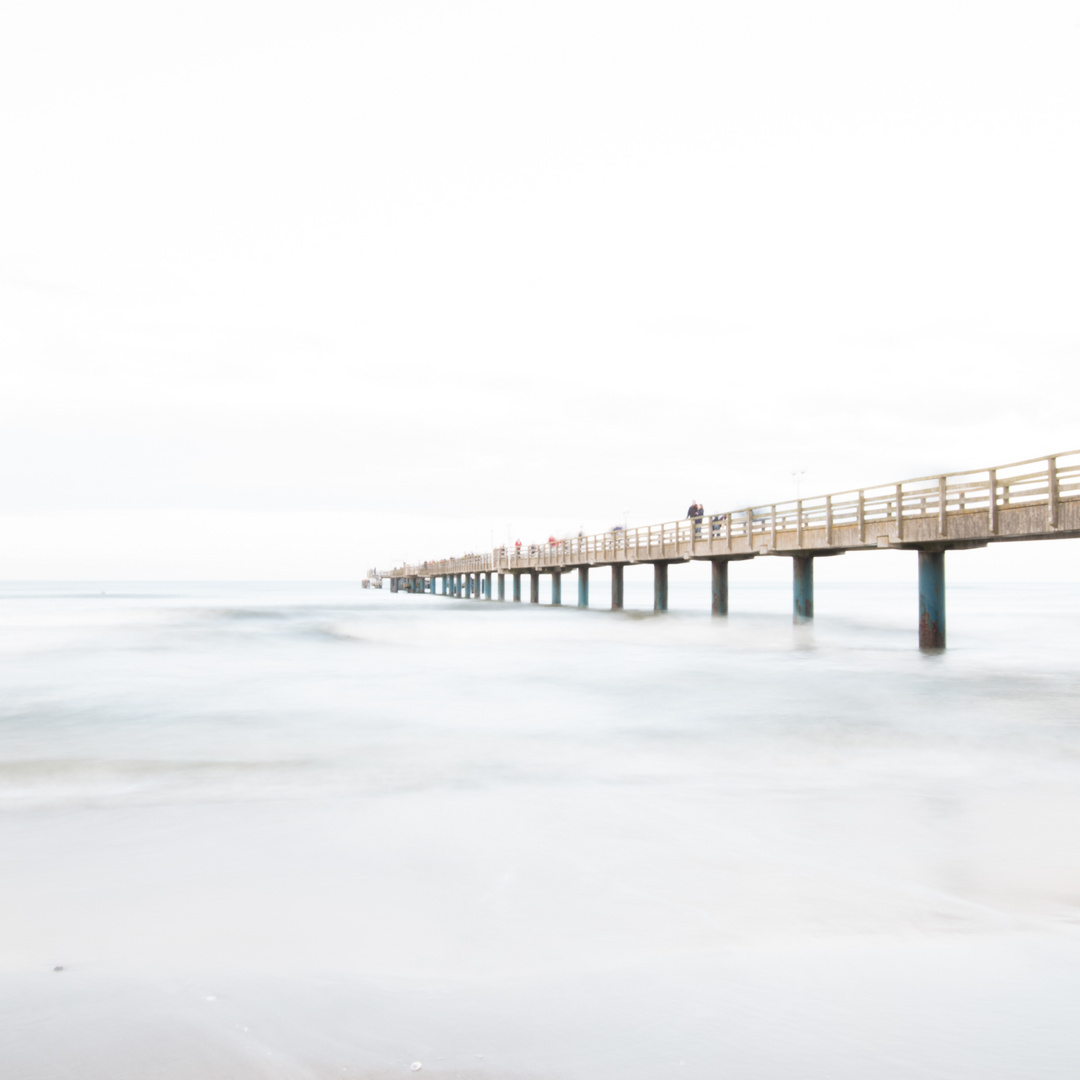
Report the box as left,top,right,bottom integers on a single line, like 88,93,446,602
512,572,522,602
498,573,505,601
918,549,946,651
529,570,539,604
793,556,813,622
711,560,728,616
578,566,589,608
611,564,624,610
458,573,465,597
474,573,482,599
653,562,668,612
485,572,492,600
551,570,562,605
390,577,398,593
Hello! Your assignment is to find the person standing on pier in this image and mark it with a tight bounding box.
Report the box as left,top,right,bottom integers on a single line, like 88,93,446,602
687,500,704,537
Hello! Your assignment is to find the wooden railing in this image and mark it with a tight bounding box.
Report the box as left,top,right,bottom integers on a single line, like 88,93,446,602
389,450,1080,579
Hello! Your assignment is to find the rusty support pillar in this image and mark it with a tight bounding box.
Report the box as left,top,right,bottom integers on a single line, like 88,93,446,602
653,563,668,612
711,560,728,616
918,549,946,651
611,564,624,610
793,556,813,623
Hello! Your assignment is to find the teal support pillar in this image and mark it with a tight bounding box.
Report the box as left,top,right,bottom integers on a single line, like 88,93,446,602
793,556,813,622
473,573,481,599
918,549,946,651
529,570,539,604
551,570,562,605
512,572,522,602
711,560,728,616
611,564,624,610
497,573,505,601
578,566,589,608
485,572,492,600
653,563,668,612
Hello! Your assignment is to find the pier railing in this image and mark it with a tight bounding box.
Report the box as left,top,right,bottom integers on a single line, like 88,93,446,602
390,450,1080,578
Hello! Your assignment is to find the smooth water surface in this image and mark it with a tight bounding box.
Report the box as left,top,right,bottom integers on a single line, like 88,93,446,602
2,580,1080,1078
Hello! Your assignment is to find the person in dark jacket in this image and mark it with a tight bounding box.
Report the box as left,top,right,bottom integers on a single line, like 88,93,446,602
687,501,704,537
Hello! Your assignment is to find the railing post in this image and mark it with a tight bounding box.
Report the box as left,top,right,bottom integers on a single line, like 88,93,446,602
895,484,904,541
796,500,803,548
771,505,777,548
825,495,833,546
988,469,998,534
1048,456,1059,529
857,489,865,542
938,476,948,537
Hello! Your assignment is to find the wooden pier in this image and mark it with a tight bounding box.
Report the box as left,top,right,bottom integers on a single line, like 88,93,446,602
380,451,1080,650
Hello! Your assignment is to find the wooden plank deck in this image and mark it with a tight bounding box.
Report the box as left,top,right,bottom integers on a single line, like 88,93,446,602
386,450,1080,581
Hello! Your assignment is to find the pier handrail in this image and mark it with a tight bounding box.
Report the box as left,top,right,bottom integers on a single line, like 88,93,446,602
389,449,1080,578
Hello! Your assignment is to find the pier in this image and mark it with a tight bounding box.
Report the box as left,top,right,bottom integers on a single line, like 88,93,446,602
379,451,1080,651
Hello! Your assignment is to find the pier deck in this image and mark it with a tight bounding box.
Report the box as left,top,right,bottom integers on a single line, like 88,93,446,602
379,451,1080,650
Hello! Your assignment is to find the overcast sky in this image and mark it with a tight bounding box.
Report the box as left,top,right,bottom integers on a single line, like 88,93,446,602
2,1,1078,580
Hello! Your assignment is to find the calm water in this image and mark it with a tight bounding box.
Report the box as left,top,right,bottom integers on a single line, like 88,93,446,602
2,579,1080,1078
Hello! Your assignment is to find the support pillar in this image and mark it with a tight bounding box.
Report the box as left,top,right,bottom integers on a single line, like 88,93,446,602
918,549,946,651
498,573,505,601
793,556,813,622
611,564,624,610
550,570,562,605
484,572,492,599
529,570,539,604
390,577,398,593
473,573,481,599
512,572,522,602
653,562,668,612
458,573,465,597
711,560,728,616
578,566,589,608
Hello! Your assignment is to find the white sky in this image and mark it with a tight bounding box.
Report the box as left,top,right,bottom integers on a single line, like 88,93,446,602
2,1,1078,580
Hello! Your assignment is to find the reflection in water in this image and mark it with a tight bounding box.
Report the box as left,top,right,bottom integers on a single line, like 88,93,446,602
2,580,1080,1078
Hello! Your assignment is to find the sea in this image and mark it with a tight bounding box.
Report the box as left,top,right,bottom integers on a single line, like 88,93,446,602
2,578,1080,1079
